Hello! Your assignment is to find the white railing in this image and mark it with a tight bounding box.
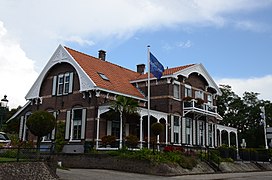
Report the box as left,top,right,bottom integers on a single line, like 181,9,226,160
183,99,217,114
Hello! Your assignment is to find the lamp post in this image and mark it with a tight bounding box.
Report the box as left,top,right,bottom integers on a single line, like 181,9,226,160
260,106,268,149
0,95,8,130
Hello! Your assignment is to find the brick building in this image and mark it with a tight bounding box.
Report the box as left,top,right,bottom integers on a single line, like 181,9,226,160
12,45,238,152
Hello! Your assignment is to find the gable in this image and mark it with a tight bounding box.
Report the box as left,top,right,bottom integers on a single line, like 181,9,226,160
174,64,222,95
25,45,96,100
25,45,145,101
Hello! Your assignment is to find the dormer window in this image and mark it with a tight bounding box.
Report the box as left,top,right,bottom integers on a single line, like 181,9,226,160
98,72,109,81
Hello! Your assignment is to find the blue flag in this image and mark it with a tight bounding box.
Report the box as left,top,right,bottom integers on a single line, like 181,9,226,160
150,52,164,79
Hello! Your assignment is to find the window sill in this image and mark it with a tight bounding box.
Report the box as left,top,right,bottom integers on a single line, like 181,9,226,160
69,140,81,143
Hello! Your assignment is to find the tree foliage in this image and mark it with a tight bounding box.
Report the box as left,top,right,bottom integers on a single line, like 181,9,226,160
110,96,139,147
26,111,56,149
217,85,272,148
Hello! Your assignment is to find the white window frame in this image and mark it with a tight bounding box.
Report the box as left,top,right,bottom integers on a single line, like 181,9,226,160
55,72,73,96
199,121,204,146
207,94,213,106
67,108,86,142
173,81,180,99
195,90,204,99
173,116,180,144
208,123,213,146
63,73,70,94
184,84,192,97
71,108,83,140
42,111,56,142
185,118,192,145
57,74,64,96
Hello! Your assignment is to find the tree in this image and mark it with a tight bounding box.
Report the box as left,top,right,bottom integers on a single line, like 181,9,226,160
217,85,272,148
111,95,138,148
26,111,56,150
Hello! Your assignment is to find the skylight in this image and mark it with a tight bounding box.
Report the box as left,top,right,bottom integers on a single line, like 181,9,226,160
98,72,109,81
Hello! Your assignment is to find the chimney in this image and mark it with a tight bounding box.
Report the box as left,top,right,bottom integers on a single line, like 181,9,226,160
98,50,106,61
137,64,145,74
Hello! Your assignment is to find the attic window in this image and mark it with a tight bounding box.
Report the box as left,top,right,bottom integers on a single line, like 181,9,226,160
98,72,109,81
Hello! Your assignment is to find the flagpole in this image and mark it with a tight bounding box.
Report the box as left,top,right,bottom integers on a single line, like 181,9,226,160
147,45,151,149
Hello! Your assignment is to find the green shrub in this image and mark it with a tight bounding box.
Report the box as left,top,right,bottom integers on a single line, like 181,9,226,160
151,123,164,136
55,121,65,153
125,135,138,148
101,135,116,146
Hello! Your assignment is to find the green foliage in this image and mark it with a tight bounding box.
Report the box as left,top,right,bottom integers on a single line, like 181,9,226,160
26,111,56,138
217,84,272,148
101,135,116,146
105,148,198,170
151,122,164,136
55,121,66,153
125,135,139,148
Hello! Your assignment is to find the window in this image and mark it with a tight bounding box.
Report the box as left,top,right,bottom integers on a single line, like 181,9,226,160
42,111,56,142
195,90,204,99
184,85,192,97
207,94,212,106
112,120,120,138
199,121,204,146
72,109,82,140
57,75,64,95
173,116,180,144
173,83,180,99
186,118,192,145
53,72,73,96
64,73,70,94
98,72,109,81
208,124,213,146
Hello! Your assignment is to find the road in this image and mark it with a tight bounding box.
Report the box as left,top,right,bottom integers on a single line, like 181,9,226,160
57,169,272,180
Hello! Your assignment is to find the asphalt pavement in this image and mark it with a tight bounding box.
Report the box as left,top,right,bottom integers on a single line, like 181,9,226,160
57,168,272,180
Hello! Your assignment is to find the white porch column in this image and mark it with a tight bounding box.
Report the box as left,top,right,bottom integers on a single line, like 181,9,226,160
96,116,100,149
228,131,231,147
140,117,143,149
235,132,238,148
193,119,196,145
211,124,214,147
206,122,209,146
182,117,186,144
214,124,217,147
165,122,168,145
170,115,174,143
196,121,200,145
119,112,123,149
178,117,181,144
219,130,222,147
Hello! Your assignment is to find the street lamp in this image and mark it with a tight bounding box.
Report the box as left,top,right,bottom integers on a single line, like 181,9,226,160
0,95,8,130
260,106,268,149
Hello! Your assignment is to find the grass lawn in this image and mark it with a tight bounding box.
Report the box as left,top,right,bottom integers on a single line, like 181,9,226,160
0,157,17,162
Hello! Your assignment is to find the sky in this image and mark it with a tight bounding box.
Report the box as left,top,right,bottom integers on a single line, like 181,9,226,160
0,0,272,109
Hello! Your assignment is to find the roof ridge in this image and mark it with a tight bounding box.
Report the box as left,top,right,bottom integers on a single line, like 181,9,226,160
64,46,141,76
166,64,196,70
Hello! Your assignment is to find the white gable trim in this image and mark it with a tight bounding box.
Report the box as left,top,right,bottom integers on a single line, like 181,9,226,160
173,64,222,95
25,45,97,100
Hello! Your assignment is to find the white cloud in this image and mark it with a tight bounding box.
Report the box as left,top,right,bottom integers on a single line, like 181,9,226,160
0,0,271,69
0,0,271,107
177,40,193,48
216,75,272,101
58,35,95,47
0,21,38,109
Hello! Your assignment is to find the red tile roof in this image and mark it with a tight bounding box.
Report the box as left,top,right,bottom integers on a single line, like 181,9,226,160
135,64,195,80
65,47,145,99
65,46,194,99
